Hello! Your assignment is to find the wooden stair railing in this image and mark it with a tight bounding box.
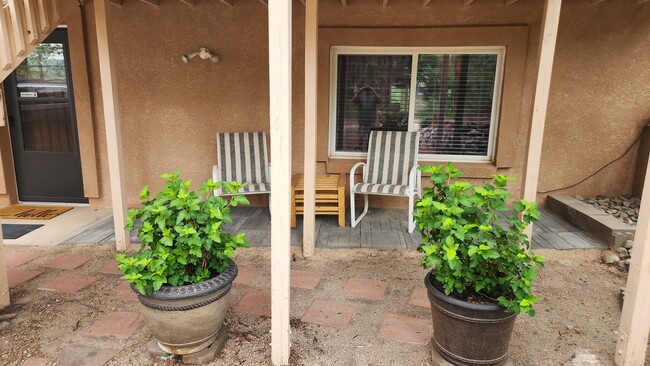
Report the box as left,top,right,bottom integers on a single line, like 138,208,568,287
0,0,77,84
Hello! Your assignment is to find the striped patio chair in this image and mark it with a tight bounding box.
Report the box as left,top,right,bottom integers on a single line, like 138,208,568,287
349,130,421,233
213,132,271,197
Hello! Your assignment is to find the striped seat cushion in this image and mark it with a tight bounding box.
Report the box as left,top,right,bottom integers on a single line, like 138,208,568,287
239,182,270,194
365,130,420,186
352,182,410,196
217,132,270,193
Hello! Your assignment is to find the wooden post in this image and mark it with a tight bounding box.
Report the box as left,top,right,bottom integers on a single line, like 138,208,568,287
522,0,562,220
268,0,292,364
302,0,318,257
0,224,9,309
616,160,650,364
94,0,129,251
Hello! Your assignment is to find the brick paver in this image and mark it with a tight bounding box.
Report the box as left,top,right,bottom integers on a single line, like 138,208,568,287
408,287,430,309
301,299,355,329
57,345,120,366
38,273,98,294
342,277,387,301
41,254,92,270
233,266,256,286
97,259,123,275
113,282,138,301
290,269,324,289
7,269,42,288
378,313,431,345
6,252,40,267
232,289,271,317
20,357,49,366
86,311,143,339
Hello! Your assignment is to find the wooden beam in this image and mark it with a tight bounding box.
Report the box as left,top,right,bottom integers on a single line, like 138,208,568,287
637,0,650,4
50,0,60,22
423,0,432,6
590,0,606,4
299,0,305,6
219,0,233,6
340,0,347,7
68,4,100,198
22,0,40,45
139,0,160,6
382,0,388,7
268,0,292,363
303,0,317,258
0,225,10,309
462,0,476,5
179,0,196,5
0,7,13,70
505,0,520,5
109,0,124,6
7,0,27,56
522,0,562,222
94,0,129,251
616,159,650,360
37,0,50,32
258,0,267,7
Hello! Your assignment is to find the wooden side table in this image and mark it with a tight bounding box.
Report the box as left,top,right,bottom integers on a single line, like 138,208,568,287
291,174,346,228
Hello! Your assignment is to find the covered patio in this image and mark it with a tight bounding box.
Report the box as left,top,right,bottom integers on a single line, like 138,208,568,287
0,0,649,365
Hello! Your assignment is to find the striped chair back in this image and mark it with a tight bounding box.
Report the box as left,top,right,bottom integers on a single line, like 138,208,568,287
217,132,270,184
365,131,420,186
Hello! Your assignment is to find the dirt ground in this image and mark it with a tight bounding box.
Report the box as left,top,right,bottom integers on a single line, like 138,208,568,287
0,244,645,366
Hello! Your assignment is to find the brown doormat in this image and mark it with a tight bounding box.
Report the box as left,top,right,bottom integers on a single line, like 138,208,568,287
0,205,73,220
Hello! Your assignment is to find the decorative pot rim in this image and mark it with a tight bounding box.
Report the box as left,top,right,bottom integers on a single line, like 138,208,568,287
424,271,516,317
130,259,238,300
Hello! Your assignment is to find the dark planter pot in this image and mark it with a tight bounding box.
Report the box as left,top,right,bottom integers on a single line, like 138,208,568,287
132,259,238,355
425,272,517,366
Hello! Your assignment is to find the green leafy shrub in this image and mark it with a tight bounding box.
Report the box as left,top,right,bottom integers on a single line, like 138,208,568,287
414,163,544,316
116,172,250,295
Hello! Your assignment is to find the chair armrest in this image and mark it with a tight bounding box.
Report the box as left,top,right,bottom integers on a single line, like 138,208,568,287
409,164,420,194
350,162,367,190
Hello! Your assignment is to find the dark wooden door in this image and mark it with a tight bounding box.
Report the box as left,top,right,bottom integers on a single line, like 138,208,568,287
4,29,86,203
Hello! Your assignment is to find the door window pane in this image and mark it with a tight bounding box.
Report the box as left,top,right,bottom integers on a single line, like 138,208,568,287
19,101,74,152
15,43,68,98
334,54,412,152
414,54,497,156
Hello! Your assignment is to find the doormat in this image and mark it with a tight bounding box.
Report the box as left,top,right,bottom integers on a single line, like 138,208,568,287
0,205,73,220
2,224,43,239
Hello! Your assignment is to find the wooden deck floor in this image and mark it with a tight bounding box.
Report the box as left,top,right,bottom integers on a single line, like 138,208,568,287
62,207,607,250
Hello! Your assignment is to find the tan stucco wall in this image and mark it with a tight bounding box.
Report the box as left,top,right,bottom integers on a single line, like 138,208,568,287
537,0,650,202
11,0,643,209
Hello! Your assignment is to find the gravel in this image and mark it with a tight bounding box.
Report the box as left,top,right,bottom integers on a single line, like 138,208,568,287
578,195,639,226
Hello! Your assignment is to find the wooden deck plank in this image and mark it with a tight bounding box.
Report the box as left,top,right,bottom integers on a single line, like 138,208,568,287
557,232,593,249
539,232,576,250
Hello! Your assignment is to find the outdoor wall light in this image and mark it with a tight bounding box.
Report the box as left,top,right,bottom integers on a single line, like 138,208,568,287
181,47,219,64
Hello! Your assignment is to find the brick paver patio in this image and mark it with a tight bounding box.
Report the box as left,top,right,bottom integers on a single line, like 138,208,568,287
7,268,42,288
408,287,430,309
342,277,388,301
38,273,98,294
6,251,40,267
86,312,143,339
41,254,92,270
301,299,356,329
232,289,272,317
378,313,432,344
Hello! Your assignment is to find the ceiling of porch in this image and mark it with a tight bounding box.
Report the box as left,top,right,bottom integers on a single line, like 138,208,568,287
106,0,650,9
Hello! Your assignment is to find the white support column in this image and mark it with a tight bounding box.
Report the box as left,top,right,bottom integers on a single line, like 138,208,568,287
268,0,292,364
302,0,318,258
522,0,562,210
616,161,650,364
94,0,129,251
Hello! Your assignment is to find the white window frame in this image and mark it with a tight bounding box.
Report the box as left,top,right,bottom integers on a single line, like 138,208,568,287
328,46,506,162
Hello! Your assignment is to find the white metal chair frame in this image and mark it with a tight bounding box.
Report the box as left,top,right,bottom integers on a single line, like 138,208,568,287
349,131,422,233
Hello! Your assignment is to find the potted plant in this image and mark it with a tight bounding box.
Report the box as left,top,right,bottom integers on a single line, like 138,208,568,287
414,163,544,366
116,172,249,355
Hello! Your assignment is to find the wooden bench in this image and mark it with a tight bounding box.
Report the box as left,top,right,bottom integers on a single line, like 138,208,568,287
291,174,346,228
